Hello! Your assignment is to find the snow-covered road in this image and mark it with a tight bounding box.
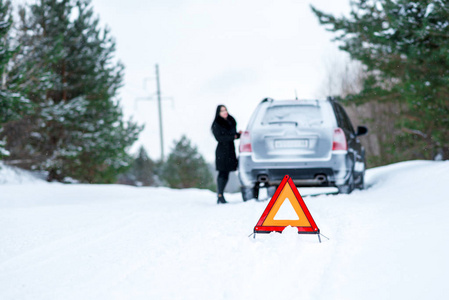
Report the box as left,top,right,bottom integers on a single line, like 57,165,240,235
1,160,448,299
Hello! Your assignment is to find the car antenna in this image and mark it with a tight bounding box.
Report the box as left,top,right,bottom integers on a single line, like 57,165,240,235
295,89,298,100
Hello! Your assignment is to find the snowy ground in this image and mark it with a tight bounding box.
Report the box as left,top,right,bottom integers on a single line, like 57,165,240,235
1,160,449,300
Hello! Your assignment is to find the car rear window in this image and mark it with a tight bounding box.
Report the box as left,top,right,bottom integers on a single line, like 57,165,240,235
262,105,324,127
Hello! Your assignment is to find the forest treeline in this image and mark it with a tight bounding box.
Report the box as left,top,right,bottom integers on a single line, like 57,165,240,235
313,0,449,165
0,0,143,182
0,0,214,188
1,0,447,186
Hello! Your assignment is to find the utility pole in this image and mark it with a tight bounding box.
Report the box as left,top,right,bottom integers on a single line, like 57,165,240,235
155,64,164,161
134,65,172,162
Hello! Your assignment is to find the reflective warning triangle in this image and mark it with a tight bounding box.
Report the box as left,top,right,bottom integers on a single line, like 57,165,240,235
254,175,319,234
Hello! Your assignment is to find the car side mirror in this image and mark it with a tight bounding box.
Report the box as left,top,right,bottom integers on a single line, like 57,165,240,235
356,126,368,136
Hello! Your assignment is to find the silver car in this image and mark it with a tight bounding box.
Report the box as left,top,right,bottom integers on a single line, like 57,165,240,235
238,98,368,200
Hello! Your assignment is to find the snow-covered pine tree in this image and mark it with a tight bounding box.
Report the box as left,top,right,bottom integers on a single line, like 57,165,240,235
312,0,449,161
116,146,158,186
0,0,14,160
7,0,142,182
132,146,157,186
161,135,214,190
0,0,31,160
0,0,13,94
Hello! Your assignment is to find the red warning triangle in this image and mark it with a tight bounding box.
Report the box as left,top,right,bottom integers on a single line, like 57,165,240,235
254,175,319,234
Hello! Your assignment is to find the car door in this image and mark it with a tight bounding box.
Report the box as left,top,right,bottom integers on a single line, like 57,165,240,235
336,103,364,172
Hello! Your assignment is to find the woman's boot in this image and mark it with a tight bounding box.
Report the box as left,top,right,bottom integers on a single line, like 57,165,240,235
217,194,227,204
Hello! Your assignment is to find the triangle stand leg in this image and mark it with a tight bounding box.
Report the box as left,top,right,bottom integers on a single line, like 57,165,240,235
318,233,330,242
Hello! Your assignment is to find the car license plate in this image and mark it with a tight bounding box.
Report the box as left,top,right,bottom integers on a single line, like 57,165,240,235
275,139,308,148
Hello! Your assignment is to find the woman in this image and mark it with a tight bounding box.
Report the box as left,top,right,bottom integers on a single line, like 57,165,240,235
211,105,241,204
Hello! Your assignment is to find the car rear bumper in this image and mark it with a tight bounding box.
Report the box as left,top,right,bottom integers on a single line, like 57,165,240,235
238,153,352,187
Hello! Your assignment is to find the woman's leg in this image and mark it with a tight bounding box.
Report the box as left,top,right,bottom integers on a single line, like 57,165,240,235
217,171,230,203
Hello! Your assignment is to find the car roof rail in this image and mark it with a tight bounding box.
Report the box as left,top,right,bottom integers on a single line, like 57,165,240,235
261,97,274,103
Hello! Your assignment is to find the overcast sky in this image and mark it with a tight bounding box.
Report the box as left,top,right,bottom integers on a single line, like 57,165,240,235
18,0,353,162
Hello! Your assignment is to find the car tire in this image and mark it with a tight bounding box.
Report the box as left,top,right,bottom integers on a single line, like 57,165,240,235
241,184,259,201
267,185,277,198
241,187,253,201
337,171,355,194
356,172,365,190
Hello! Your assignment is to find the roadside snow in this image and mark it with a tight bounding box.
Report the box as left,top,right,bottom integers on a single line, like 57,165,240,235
0,160,448,299
0,162,46,184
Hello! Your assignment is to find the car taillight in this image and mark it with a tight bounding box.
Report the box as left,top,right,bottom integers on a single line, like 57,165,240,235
332,128,347,151
239,131,252,152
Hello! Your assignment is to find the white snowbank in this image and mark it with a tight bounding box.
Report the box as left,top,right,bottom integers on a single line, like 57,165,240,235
0,160,448,300
0,162,46,184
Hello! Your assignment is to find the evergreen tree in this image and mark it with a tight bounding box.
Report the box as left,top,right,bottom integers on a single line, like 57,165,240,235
5,0,142,182
132,146,156,186
312,0,449,160
116,146,157,186
161,135,214,190
0,0,31,159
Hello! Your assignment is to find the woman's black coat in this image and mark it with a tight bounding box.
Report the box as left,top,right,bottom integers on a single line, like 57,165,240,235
212,115,240,172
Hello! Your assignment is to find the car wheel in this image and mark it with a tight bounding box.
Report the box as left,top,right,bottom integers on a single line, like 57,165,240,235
241,187,254,201
267,185,278,198
241,184,259,201
356,172,365,190
337,171,355,194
